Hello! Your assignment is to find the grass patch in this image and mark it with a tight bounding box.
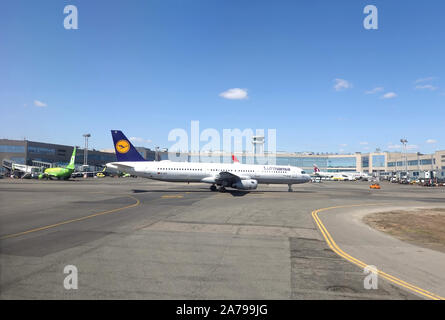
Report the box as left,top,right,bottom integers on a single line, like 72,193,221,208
363,209,445,253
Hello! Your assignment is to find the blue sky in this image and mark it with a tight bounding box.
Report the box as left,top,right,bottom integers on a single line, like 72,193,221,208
1,0,444,153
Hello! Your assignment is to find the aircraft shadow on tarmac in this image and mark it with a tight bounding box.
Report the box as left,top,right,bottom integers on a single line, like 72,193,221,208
131,189,314,197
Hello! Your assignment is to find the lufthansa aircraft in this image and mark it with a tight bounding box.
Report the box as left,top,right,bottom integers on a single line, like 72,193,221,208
106,130,311,192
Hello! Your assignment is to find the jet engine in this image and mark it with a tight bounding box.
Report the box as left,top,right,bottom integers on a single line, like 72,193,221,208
232,179,258,190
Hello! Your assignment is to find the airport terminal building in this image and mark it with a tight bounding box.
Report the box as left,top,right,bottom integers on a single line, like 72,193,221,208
0,138,161,173
270,151,445,178
0,139,117,171
1,138,444,179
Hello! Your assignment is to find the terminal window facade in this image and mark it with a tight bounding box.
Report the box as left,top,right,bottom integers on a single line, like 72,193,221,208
372,155,385,167
10,157,25,164
57,149,67,156
420,159,434,165
362,156,369,168
0,145,25,153
327,157,356,168
274,157,323,168
387,160,436,168
32,158,55,163
287,157,328,169
28,146,56,155
75,153,117,163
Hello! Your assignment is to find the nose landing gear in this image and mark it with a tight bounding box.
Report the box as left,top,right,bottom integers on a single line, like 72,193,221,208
210,185,217,192
288,184,293,192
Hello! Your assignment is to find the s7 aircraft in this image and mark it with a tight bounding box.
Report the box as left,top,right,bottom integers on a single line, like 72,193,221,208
39,147,76,180
106,130,311,192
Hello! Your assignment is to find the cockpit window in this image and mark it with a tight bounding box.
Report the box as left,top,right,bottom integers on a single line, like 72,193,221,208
301,171,306,174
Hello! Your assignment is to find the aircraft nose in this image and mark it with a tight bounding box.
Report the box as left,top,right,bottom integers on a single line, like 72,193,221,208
303,174,311,181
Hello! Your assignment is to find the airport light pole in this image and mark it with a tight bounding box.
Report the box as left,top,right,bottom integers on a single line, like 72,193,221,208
417,152,420,177
400,138,408,178
83,133,91,168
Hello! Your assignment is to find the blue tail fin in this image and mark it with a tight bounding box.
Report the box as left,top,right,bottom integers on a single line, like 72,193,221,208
111,130,146,162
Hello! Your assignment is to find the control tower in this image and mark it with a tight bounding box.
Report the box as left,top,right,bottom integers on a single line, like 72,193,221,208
252,135,265,155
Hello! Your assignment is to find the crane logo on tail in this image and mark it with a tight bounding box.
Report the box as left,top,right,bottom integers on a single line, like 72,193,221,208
116,140,130,154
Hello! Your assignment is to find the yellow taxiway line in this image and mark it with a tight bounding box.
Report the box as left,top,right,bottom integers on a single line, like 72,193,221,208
0,196,140,240
161,195,184,199
312,204,445,300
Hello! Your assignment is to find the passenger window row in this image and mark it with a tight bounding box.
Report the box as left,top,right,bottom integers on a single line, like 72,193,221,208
156,168,256,173
157,168,203,171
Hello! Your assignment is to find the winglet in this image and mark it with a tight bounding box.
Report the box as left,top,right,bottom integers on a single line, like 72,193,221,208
111,130,146,162
232,155,240,163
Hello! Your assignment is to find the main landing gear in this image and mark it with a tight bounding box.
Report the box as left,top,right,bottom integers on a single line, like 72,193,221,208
210,185,226,192
288,184,293,192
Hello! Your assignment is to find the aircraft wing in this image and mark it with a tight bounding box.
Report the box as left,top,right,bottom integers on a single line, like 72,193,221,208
216,171,242,185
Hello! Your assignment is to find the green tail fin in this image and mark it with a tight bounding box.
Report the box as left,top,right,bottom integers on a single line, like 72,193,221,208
66,147,76,169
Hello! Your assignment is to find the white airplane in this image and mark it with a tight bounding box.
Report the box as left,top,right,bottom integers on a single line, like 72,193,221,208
106,130,311,192
355,172,372,180
312,165,355,181
313,165,372,181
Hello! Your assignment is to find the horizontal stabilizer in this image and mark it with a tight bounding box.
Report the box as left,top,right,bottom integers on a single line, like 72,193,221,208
106,162,135,171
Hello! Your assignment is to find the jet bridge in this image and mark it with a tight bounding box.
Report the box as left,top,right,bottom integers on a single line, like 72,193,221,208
2,159,13,171
2,159,47,178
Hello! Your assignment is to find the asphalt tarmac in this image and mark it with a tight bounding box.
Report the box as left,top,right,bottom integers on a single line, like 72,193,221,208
1,177,444,299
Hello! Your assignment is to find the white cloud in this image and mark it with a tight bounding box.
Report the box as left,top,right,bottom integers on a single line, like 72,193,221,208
129,137,152,144
219,88,248,100
387,143,418,150
415,77,436,84
333,79,352,91
339,143,348,147
415,84,438,91
426,139,437,144
365,87,384,94
387,144,401,150
381,92,397,99
34,100,47,107
359,142,369,145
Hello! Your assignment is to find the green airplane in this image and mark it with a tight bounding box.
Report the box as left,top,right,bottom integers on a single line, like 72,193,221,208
39,147,76,180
